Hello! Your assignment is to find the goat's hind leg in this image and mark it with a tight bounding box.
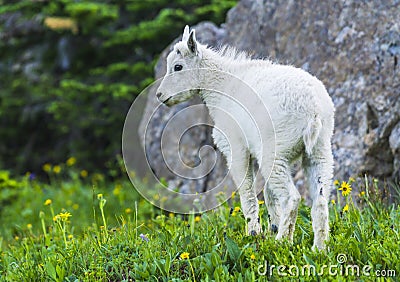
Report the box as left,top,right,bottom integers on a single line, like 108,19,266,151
303,144,333,251
267,160,301,242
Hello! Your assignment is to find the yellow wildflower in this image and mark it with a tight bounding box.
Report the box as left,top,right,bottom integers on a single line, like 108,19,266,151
231,191,236,198
72,204,79,210
44,199,52,206
250,254,256,260
66,157,76,166
331,199,336,205
339,181,352,196
53,165,61,174
195,216,201,222
80,170,88,178
349,177,356,184
258,200,265,205
57,212,72,221
169,213,175,218
27,223,32,229
231,211,237,217
68,234,73,240
180,252,190,259
343,204,349,212
15,236,19,241
333,179,340,186
42,163,51,172
113,184,122,196
125,208,132,214
97,194,103,200
234,206,240,212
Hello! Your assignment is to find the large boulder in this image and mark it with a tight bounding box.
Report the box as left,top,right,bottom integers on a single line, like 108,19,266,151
139,0,400,197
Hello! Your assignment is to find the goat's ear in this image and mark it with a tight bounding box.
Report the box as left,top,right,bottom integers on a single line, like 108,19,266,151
182,25,190,41
187,30,198,55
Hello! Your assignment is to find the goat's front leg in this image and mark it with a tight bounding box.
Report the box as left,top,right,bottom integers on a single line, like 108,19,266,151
232,155,260,235
264,184,281,234
212,129,260,235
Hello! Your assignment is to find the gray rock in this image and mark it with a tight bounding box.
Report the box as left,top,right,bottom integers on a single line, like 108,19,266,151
140,0,400,198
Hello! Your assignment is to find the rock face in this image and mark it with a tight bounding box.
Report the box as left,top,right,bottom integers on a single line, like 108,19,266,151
139,0,400,197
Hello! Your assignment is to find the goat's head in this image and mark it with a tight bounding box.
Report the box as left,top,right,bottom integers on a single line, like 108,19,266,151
156,25,203,106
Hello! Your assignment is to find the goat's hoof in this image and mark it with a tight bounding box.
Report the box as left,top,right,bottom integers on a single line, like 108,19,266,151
312,243,326,252
271,224,278,233
250,230,257,236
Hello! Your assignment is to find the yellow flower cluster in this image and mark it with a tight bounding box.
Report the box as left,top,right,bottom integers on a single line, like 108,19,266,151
113,184,122,196
42,163,51,172
42,163,61,174
66,157,76,166
54,212,72,222
231,206,240,216
53,165,61,174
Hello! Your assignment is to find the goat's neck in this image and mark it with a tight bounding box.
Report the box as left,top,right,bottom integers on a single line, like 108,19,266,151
198,48,241,111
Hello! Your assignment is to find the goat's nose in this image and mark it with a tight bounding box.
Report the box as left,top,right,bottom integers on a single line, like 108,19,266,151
156,92,161,99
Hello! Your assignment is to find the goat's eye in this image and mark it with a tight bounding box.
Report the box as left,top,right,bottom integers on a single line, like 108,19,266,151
174,64,183,71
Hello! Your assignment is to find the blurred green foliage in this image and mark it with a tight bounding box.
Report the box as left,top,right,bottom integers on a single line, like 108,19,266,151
0,0,236,175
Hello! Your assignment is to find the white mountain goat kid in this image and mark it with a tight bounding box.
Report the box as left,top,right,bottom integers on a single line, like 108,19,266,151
156,26,335,250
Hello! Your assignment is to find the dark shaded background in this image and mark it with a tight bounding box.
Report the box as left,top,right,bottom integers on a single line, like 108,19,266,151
0,0,236,175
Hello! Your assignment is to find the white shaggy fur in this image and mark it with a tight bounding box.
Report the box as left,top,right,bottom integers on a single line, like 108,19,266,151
156,26,335,250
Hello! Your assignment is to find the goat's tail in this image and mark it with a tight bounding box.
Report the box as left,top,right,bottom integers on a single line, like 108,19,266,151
303,115,322,156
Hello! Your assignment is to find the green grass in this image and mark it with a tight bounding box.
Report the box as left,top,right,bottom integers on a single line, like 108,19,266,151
0,166,399,281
